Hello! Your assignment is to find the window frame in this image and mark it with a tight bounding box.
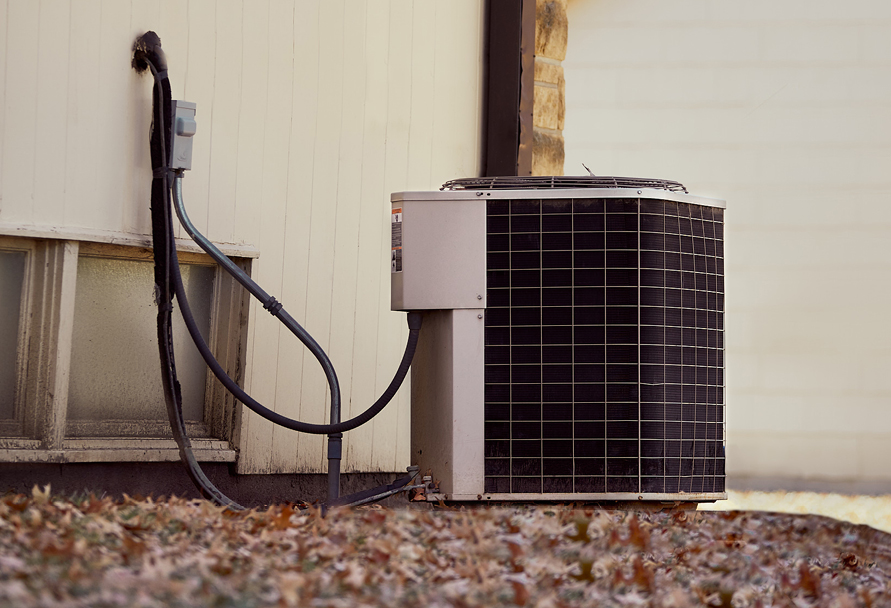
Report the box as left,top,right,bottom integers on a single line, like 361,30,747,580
0,236,253,464
0,236,36,440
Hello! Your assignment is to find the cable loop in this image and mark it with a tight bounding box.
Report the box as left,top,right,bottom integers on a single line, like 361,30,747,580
140,36,421,509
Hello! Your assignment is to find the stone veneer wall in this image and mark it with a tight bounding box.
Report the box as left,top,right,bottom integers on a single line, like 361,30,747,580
533,0,567,175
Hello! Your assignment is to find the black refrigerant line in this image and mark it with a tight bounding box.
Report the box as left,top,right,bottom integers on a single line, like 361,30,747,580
170,176,422,437
133,32,421,510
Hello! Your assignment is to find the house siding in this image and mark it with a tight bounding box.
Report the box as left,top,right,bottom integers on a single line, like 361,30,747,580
564,0,891,484
0,0,486,475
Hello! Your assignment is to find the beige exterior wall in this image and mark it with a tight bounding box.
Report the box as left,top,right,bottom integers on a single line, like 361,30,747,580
0,1,486,474
564,0,891,484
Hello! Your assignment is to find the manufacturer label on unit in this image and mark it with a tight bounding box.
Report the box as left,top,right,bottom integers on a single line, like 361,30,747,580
391,207,403,273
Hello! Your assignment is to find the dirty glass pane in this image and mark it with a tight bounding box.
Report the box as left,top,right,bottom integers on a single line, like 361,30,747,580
0,251,26,420
68,257,214,423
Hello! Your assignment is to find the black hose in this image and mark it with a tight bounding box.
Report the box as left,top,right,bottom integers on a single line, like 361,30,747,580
136,31,422,509
170,177,343,426
136,32,244,510
169,220,422,434
170,176,421,434
163,242,244,510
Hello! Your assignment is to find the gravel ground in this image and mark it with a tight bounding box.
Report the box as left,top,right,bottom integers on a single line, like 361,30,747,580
1,487,890,607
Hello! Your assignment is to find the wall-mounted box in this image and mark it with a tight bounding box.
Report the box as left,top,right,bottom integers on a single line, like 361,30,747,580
390,193,487,311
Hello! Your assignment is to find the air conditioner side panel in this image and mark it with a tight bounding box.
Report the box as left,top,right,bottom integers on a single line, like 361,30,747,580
410,309,484,495
450,308,486,495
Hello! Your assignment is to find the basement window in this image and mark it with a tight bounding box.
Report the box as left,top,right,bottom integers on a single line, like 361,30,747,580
0,237,253,461
67,254,215,436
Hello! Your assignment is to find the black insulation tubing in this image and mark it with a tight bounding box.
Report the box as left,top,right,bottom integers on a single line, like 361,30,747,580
170,175,344,428
136,36,244,511
161,206,243,511
171,175,422,434
136,31,422,509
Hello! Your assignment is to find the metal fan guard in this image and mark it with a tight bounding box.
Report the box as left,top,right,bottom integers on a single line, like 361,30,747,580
441,176,688,193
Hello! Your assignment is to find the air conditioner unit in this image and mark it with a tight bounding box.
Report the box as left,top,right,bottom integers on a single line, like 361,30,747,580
392,177,726,503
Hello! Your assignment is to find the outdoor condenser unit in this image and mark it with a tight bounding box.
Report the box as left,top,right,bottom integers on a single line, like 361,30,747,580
392,176,726,502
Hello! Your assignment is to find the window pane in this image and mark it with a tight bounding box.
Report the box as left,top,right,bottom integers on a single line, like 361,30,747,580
68,257,214,423
0,251,26,420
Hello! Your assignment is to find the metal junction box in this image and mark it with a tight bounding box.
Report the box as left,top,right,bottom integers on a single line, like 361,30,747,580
393,177,727,503
170,100,197,171
391,193,487,311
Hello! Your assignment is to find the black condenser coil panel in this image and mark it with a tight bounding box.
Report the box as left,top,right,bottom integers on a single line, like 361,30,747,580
476,179,725,496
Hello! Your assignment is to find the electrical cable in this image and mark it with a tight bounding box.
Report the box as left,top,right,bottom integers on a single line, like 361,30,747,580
135,34,244,510
134,31,422,510
170,176,422,435
172,173,345,435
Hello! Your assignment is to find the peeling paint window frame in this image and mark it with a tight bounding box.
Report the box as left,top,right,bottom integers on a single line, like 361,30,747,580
0,237,251,463
0,236,34,439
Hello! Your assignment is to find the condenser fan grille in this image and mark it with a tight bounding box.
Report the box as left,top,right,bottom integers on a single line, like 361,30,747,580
442,176,688,193
483,196,725,495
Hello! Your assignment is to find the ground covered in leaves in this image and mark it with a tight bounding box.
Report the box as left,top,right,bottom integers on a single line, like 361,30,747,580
1,488,890,607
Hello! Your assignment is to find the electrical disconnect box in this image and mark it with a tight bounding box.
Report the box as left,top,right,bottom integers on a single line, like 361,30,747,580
390,193,486,311
394,177,727,503
170,100,197,171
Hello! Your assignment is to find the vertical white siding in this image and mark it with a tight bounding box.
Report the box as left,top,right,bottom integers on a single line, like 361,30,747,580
204,0,243,250
565,0,891,483
272,0,319,473
2,1,39,225
0,0,486,474
255,0,300,474
325,0,369,472
97,0,136,234
0,0,6,207
347,4,392,472
65,0,102,231
33,0,71,227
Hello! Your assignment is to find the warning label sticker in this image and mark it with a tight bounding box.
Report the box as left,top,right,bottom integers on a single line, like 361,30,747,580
391,208,403,273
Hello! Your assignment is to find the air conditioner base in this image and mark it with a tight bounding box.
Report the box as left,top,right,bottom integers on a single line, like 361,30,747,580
424,492,727,504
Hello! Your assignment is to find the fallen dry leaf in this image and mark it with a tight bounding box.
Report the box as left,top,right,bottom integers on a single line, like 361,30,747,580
0,487,888,607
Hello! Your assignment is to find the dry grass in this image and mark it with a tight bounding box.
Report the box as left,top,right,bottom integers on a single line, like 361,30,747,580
699,491,891,534
1,486,890,607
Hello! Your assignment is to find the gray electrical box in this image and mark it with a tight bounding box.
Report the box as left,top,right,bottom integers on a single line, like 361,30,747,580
170,100,197,171
390,191,487,311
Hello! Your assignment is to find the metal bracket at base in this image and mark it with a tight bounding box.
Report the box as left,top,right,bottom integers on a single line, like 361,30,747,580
325,465,421,509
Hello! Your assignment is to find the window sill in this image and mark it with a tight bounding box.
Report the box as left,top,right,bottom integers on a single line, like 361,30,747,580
0,439,236,463
0,222,260,259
